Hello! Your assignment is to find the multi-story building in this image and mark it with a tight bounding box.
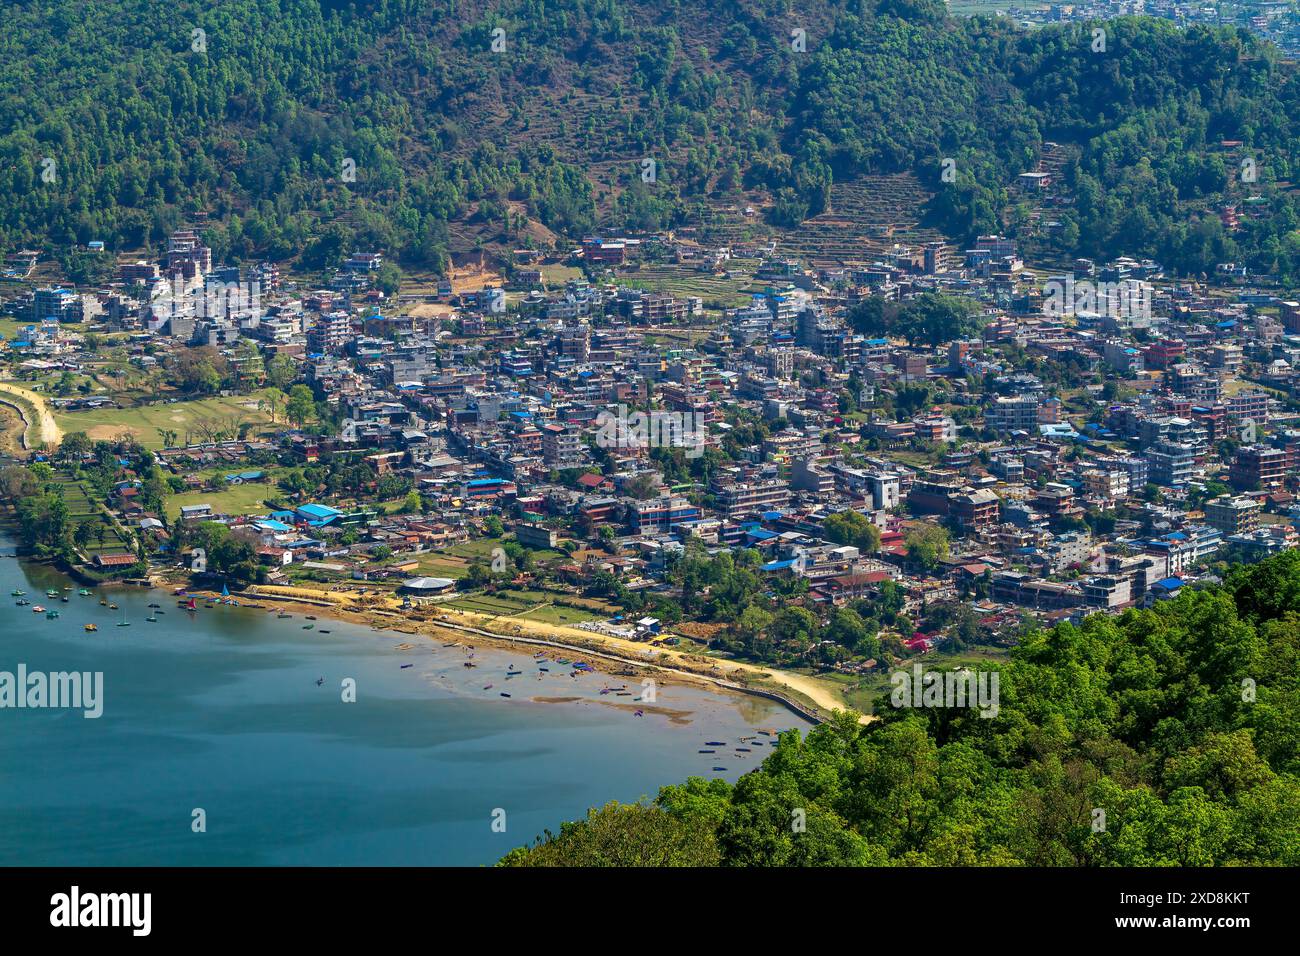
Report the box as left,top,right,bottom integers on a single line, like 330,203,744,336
710,479,792,520
987,395,1041,434
1230,444,1287,490
1145,440,1198,487
626,496,702,533
950,489,1000,531
1205,495,1262,535
541,423,584,469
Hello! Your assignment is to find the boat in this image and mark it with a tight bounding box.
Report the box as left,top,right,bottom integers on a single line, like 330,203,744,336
463,662,477,668
315,677,324,686
148,603,160,609
698,749,716,754
60,596,68,602
79,589,91,596
712,767,727,771
10,589,24,596
705,741,726,746
303,624,313,630
400,663,413,669
538,667,549,672
483,684,494,690
146,616,157,623
15,599,29,606
500,692,511,698
99,599,107,606
116,622,131,627
634,710,644,717
306,615,317,621
318,629,331,634
277,612,291,619
45,609,59,619
735,747,752,752
108,604,118,610
506,669,523,676
84,624,97,632
32,605,45,613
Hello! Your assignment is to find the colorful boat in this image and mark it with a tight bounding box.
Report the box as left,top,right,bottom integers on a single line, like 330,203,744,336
84,624,97,632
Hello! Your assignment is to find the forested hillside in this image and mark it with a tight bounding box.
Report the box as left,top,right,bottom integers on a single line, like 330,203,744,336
3,0,1300,278
501,550,1300,866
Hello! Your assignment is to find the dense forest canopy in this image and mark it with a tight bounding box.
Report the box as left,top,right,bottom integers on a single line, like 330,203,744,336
501,549,1300,866
2,1,1299,277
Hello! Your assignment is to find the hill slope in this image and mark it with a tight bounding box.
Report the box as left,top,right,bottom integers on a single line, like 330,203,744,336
2,1,1299,279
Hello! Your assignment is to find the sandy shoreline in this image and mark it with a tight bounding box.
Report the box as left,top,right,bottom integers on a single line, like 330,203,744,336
151,575,850,724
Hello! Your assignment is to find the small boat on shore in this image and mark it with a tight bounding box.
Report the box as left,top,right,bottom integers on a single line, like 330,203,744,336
277,612,291,619
306,615,317,621
705,741,726,746
318,629,331,634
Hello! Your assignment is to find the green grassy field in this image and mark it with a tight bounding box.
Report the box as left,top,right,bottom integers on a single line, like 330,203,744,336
831,646,1013,714
165,482,275,519
54,391,277,448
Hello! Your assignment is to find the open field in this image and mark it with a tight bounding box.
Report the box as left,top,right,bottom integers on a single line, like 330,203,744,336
166,482,275,519
53,391,276,448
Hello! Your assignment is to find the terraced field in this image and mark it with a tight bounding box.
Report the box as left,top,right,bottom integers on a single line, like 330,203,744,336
776,174,954,268
52,475,133,557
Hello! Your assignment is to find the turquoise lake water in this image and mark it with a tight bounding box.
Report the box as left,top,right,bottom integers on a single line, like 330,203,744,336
0,539,809,865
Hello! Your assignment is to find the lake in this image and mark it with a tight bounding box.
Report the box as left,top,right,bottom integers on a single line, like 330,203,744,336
0,538,809,865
